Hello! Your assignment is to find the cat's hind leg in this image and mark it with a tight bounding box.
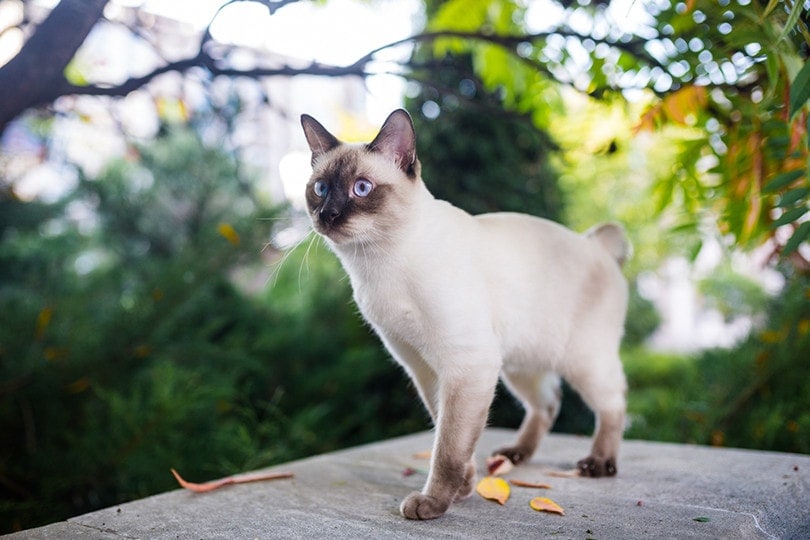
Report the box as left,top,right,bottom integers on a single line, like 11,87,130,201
565,353,627,477
492,370,562,465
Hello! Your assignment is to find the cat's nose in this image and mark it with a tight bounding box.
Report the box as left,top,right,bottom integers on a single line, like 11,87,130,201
320,206,341,225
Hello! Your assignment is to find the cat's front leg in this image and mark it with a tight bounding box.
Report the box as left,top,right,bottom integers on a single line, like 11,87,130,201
383,336,440,422
400,366,499,520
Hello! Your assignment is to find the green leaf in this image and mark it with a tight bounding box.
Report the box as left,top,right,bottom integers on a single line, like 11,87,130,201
783,220,810,255
429,0,491,32
772,206,808,228
763,0,781,18
778,0,805,43
693,517,711,523
778,187,809,207
764,169,804,193
64,61,88,86
764,52,780,96
789,60,810,118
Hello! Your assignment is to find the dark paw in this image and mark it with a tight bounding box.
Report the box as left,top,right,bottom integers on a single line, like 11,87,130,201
577,456,617,477
492,446,532,466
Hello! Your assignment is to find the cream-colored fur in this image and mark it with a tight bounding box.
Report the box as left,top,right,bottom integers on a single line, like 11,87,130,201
301,109,629,520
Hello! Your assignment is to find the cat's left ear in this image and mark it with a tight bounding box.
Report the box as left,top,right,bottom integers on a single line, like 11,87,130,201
368,109,416,174
301,114,341,164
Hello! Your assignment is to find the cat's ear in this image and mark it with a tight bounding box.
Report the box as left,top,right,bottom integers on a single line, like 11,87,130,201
301,114,341,164
367,109,416,174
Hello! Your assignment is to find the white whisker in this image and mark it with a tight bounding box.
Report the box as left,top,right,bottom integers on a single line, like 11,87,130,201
264,228,317,289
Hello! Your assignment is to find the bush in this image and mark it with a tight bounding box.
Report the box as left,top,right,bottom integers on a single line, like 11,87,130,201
624,274,810,453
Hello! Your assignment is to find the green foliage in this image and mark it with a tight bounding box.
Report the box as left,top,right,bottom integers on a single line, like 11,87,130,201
623,284,662,347
698,264,769,322
408,64,562,218
409,0,562,219
625,275,810,453
423,0,810,263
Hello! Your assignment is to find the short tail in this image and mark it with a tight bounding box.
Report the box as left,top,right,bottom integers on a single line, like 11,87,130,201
586,222,631,268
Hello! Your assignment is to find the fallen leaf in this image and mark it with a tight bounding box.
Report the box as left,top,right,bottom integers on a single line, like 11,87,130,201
486,454,514,476
509,479,552,489
476,476,510,505
412,450,432,460
693,516,711,523
171,468,294,493
530,496,565,515
543,468,581,478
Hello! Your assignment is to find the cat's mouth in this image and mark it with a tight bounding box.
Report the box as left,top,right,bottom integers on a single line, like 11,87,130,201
312,213,353,244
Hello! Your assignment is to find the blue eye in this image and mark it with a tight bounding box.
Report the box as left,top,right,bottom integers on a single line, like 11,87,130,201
313,180,328,197
353,178,373,197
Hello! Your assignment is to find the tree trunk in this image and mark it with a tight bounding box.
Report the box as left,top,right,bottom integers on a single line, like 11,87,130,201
0,0,108,136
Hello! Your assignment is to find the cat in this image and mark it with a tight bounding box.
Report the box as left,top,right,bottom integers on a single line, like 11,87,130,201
300,108,630,520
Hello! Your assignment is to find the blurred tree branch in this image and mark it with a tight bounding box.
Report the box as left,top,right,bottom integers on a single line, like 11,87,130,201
1,0,807,266
0,0,702,136
0,0,107,132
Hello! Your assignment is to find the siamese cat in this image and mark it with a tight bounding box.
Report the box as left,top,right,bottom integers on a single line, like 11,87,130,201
300,109,630,520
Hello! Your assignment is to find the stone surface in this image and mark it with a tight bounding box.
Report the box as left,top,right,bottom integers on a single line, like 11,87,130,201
6,428,809,539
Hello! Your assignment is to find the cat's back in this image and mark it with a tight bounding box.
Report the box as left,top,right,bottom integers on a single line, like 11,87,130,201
473,212,589,259
472,211,626,294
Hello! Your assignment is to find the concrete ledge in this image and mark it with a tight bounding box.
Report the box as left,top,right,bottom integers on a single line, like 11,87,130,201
6,428,809,539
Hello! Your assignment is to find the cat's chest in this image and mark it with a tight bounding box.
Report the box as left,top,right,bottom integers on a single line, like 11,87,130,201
351,273,421,336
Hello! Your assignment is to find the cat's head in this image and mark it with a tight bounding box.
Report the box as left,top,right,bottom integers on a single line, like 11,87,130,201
300,109,422,246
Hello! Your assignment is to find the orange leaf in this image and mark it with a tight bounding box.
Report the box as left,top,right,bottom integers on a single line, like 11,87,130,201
476,476,510,505
412,450,432,460
509,479,552,489
171,468,294,493
486,454,514,476
530,496,565,515
633,105,661,134
662,85,707,125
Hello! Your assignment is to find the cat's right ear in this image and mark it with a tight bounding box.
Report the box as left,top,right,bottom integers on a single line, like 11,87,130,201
368,109,417,175
301,114,341,165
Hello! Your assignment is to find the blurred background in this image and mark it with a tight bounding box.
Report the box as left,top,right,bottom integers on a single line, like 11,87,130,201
1,0,808,532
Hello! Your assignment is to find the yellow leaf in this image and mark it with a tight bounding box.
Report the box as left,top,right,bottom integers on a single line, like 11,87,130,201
156,97,189,123
760,329,783,343
530,496,565,515
476,476,510,505
217,223,240,246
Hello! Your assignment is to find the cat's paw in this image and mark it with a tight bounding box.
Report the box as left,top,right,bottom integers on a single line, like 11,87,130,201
491,445,533,466
576,456,617,477
400,491,451,520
